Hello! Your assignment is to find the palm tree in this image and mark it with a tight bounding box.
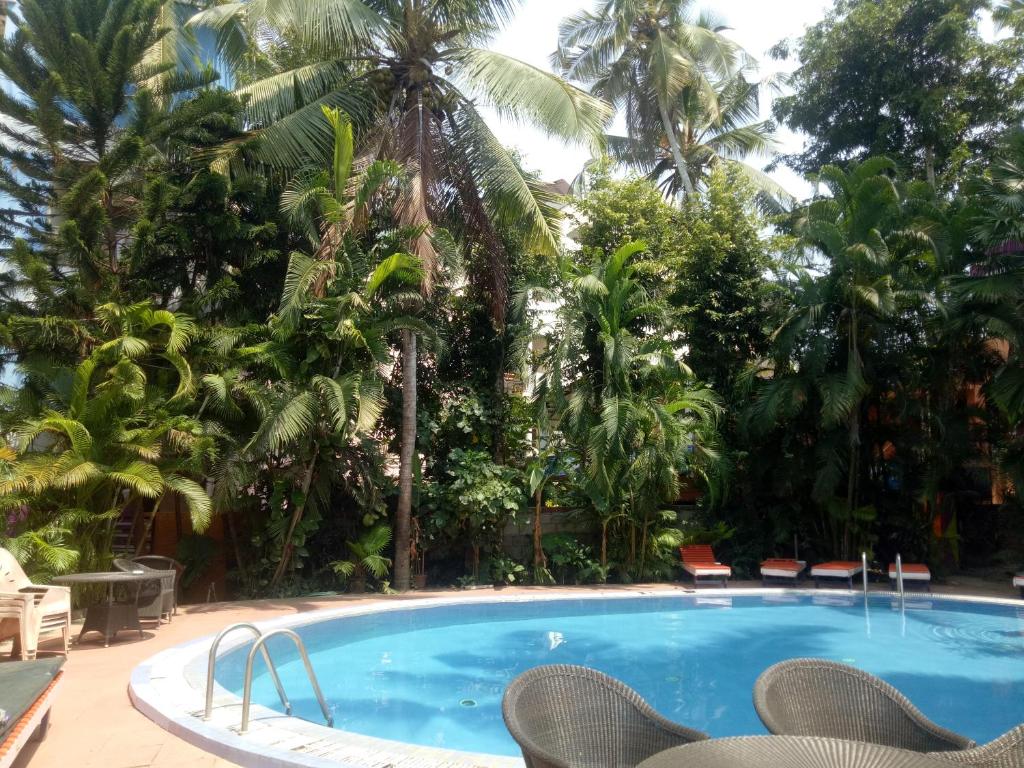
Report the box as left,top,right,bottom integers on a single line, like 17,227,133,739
538,241,722,572
553,0,742,198
749,158,936,557
606,71,789,208
190,0,611,589
0,302,213,574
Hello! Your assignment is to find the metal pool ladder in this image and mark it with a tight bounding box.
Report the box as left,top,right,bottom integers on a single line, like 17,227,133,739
204,622,333,734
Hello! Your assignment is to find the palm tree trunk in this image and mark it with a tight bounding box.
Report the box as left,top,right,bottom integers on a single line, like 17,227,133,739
394,329,417,591
270,444,320,587
533,487,546,572
659,98,695,198
0,1,7,37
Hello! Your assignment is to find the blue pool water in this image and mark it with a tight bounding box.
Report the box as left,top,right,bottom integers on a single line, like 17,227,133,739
215,595,1024,756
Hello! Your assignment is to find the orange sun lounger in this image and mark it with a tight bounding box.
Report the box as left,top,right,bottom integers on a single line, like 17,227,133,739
810,561,863,589
760,559,806,586
679,545,731,588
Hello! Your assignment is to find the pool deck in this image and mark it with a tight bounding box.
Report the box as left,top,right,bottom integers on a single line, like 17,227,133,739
8,577,1022,768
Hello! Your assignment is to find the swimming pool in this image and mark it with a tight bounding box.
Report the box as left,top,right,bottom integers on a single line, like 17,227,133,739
211,593,1024,757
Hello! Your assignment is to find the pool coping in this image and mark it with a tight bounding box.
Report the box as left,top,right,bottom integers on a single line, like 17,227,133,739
128,586,1024,768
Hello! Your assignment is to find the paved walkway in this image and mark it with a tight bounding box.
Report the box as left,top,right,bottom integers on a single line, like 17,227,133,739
8,578,1021,768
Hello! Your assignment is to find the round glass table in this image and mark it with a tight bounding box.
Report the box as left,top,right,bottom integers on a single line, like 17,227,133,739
637,736,959,768
53,571,170,646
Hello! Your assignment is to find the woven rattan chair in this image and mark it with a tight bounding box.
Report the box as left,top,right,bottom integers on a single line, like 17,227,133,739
502,664,708,768
112,558,174,623
754,659,973,753
930,725,1024,768
132,555,182,618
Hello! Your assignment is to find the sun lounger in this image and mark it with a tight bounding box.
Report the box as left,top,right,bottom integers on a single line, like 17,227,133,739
679,545,731,588
0,657,65,768
1015,575,1024,599
761,559,806,586
811,561,863,589
889,563,931,592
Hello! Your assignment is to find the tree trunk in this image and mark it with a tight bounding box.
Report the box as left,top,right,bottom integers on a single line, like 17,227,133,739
134,494,165,557
532,488,546,572
659,98,695,198
270,444,320,587
0,1,7,37
393,329,417,591
844,309,861,561
924,146,936,189
600,519,609,567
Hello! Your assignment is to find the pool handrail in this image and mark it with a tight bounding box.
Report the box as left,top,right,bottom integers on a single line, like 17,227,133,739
204,622,291,721
240,628,333,734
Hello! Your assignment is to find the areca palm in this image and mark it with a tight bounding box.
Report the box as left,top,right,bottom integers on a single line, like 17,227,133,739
190,0,611,589
0,302,213,574
554,0,742,197
749,158,936,557
538,241,721,572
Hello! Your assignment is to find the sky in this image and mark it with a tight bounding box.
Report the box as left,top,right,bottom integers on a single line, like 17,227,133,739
482,0,835,199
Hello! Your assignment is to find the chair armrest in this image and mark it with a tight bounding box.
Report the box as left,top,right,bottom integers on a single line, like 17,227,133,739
0,591,33,605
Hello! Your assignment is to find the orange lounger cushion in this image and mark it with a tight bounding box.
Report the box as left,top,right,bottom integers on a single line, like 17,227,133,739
810,561,863,577
679,545,731,578
760,559,806,578
887,563,931,580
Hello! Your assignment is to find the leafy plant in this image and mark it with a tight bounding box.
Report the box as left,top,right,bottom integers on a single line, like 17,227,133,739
487,554,527,586
331,525,393,593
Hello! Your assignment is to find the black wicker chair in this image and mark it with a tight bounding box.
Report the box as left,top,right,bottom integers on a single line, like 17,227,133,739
931,725,1024,768
502,664,708,768
112,558,175,624
754,659,974,753
132,555,183,618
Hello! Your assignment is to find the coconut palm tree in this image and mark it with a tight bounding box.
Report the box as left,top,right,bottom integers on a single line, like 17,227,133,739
606,71,789,209
190,0,611,589
553,0,742,198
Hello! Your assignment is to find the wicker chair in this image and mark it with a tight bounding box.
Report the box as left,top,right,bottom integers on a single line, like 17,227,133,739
112,558,174,623
502,664,708,768
131,555,182,618
930,725,1024,768
754,659,974,753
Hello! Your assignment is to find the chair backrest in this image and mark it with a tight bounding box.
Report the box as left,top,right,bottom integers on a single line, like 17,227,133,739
0,547,30,592
502,664,706,768
933,724,1024,767
680,545,716,564
754,659,973,752
113,558,144,573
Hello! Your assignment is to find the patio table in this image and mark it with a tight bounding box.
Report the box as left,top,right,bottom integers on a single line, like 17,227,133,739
53,571,171,647
637,735,959,768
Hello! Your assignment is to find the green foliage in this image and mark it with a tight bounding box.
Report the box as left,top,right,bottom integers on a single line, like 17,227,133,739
772,0,1024,184
331,524,392,592
423,448,524,579
0,301,214,574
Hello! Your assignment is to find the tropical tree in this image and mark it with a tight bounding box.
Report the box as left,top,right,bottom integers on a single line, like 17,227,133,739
607,70,787,207
747,158,940,558
771,0,1023,185
0,302,213,574
190,0,611,589
553,0,743,198
0,0,219,315
538,241,722,574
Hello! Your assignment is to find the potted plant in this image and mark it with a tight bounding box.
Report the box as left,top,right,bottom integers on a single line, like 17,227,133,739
331,525,393,593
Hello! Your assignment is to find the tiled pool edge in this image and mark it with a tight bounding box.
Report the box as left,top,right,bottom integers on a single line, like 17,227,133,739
128,586,1024,768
